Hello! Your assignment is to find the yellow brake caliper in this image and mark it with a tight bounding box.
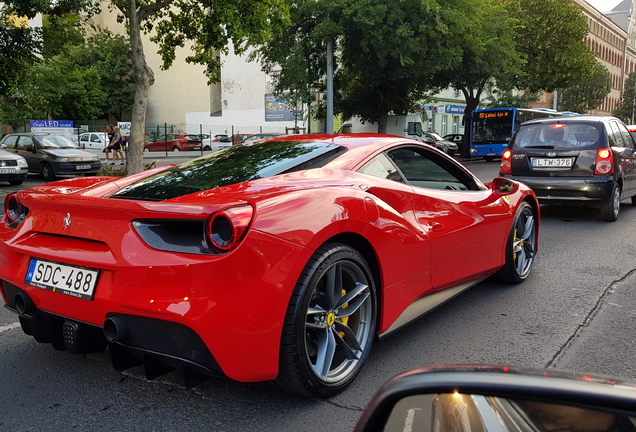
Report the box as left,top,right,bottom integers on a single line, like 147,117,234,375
337,289,349,337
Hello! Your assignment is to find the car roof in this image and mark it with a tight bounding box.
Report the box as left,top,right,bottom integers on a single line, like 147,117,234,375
520,115,618,126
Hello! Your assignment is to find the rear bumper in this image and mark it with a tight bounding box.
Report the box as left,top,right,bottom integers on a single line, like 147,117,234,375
503,175,614,204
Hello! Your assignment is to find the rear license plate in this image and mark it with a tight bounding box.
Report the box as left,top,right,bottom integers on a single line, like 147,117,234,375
532,158,573,167
0,167,15,173
486,153,496,156
24,259,100,300
75,164,91,170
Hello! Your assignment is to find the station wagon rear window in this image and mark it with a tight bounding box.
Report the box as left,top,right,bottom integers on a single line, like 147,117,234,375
511,122,603,150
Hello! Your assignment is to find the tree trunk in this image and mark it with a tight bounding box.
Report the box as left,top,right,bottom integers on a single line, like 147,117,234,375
377,111,389,134
125,0,154,176
460,88,481,158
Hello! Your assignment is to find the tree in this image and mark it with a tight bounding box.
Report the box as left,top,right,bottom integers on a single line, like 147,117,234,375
105,0,290,175
481,82,539,108
507,0,598,93
259,0,486,134
556,61,611,114
613,72,636,123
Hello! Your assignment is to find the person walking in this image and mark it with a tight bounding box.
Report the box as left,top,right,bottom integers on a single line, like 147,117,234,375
108,126,123,165
103,125,115,164
112,127,126,165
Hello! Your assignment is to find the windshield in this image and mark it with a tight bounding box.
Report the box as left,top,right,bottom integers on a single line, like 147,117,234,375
511,122,603,149
472,110,514,144
34,135,78,149
112,141,347,201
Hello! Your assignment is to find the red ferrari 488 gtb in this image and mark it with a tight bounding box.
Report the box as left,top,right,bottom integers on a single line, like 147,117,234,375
0,134,539,397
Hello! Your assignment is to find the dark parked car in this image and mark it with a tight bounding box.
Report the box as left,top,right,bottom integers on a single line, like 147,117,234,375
422,132,459,155
0,133,101,181
500,116,636,221
144,133,202,152
442,133,464,143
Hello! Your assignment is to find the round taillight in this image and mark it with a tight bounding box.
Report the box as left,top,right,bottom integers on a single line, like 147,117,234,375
4,194,20,224
598,149,611,159
205,205,254,253
596,160,612,174
502,149,512,159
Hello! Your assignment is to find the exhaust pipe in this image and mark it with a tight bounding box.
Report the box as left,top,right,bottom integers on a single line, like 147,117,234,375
14,292,36,316
103,316,130,342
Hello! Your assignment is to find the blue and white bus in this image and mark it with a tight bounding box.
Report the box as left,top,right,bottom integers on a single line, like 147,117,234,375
470,107,578,160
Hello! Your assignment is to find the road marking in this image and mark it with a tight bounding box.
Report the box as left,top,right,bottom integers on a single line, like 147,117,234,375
0,323,20,333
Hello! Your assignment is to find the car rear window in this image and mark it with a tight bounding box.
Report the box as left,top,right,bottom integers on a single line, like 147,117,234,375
511,122,603,150
112,141,347,201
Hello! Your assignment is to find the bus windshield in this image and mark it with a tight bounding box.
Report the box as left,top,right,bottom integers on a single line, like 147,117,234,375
471,109,514,144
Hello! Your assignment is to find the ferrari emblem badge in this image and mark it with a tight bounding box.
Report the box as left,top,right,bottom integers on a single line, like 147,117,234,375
63,213,71,229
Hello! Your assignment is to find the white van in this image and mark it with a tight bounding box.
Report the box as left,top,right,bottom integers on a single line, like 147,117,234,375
337,115,425,141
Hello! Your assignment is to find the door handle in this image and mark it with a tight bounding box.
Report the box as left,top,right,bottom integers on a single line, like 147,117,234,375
431,222,444,232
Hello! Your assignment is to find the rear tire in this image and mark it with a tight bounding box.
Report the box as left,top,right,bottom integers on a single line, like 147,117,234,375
600,182,621,222
276,242,377,398
493,201,537,284
172,146,180,152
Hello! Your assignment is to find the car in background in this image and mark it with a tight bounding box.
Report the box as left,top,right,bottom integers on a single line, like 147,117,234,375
0,133,539,398
231,133,252,145
422,132,459,155
201,134,233,152
242,133,282,144
443,133,464,143
0,133,101,181
500,116,636,221
144,133,202,152
78,132,109,150
0,147,29,185
626,124,636,141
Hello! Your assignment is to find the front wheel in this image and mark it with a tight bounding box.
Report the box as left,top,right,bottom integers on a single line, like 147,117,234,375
172,146,180,152
41,163,56,181
276,243,377,398
493,201,537,284
600,182,621,222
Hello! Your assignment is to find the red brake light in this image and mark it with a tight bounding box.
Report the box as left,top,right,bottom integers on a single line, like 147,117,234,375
594,148,614,175
499,150,512,175
205,205,254,252
550,123,566,129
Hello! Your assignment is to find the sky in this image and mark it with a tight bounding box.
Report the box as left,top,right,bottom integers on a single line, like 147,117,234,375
585,0,623,12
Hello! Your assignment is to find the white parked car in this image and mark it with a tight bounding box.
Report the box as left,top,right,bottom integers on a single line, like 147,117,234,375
78,132,110,150
0,147,29,185
201,134,232,152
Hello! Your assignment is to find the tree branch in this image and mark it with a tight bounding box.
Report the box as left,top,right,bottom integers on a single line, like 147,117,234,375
138,0,174,21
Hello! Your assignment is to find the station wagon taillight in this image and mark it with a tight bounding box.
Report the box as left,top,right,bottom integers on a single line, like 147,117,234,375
594,148,614,175
499,150,512,175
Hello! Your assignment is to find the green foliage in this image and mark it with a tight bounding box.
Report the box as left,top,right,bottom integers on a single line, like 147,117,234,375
556,61,611,113
42,14,84,57
506,0,597,92
482,84,540,109
0,17,41,98
613,72,636,123
20,54,106,119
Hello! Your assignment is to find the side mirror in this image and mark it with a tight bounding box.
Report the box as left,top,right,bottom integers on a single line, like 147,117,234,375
354,365,636,432
492,177,518,194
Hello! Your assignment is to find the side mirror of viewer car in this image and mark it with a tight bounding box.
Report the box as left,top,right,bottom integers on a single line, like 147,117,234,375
354,365,636,432
492,177,518,194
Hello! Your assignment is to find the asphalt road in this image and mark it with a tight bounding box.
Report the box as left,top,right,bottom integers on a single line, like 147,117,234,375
1,156,636,431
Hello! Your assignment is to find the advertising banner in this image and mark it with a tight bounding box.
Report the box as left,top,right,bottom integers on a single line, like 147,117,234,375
30,120,74,139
